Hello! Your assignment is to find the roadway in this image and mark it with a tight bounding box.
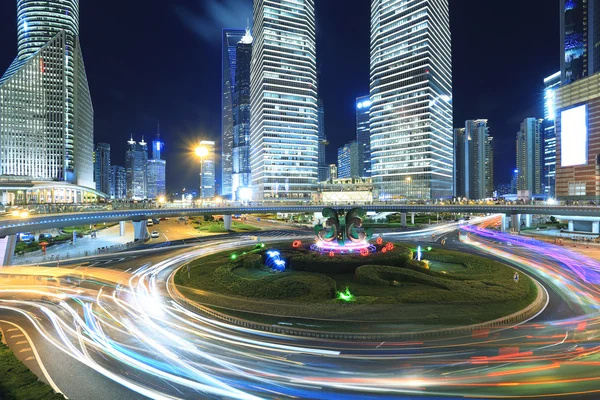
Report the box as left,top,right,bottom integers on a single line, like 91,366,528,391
1,224,600,398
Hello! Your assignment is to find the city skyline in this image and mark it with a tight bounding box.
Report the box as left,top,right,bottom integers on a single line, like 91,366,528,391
0,1,559,193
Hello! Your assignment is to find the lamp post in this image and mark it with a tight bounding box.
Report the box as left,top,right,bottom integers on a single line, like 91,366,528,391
195,146,209,200
405,177,412,199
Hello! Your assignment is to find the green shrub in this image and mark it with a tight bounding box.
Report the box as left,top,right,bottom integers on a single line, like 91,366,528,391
355,265,451,289
242,254,263,269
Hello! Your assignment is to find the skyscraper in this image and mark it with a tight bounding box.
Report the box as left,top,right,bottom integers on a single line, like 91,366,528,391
356,95,372,178
199,141,216,198
0,0,93,188
146,136,166,199
222,29,247,198
110,165,127,200
370,0,453,200
250,0,319,201
560,0,600,84
232,29,253,200
516,118,543,196
543,72,561,198
126,137,148,200
337,141,364,180
94,143,111,196
317,99,329,182
454,120,494,200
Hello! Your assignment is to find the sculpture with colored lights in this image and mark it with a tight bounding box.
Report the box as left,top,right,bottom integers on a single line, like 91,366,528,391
266,250,286,272
336,287,355,302
312,208,375,254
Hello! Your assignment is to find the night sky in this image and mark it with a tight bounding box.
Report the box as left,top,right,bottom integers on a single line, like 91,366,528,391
0,0,559,193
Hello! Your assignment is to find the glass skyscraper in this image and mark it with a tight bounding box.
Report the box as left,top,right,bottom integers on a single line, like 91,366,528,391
370,0,453,200
0,0,93,188
356,95,371,178
454,120,493,200
516,118,543,196
318,99,328,182
126,137,148,200
200,141,216,198
146,137,166,199
110,165,126,200
222,29,246,198
250,0,319,201
543,72,560,198
94,143,111,195
337,141,364,180
232,29,253,200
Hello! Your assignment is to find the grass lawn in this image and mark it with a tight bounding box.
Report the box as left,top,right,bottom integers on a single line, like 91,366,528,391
194,221,261,233
0,331,64,399
175,242,538,327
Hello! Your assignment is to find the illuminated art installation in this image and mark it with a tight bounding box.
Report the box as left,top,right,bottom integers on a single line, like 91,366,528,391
311,208,375,254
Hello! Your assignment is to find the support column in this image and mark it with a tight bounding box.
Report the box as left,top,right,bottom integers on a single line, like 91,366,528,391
592,221,600,234
0,236,17,266
132,220,148,241
501,214,508,232
119,221,126,236
401,212,407,228
568,221,574,232
223,215,232,230
511,214,520,233
411,212,415,225
524,214,532,228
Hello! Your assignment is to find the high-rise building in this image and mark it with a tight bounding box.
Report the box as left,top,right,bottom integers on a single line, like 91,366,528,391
356,95,372,178
543,72,561,198
94,143,111,195
222,29,247,198
146,136,166,199
232,29,253,200
370,0,453,200
199,140,216,198
250,0,319,201
318,99,329,182
110,165,126,200
560,0,600,84
337,141,364,180
0,0,94,188
126,137,148,200
329,164,338,181
516,118,543,196
454,120,494,200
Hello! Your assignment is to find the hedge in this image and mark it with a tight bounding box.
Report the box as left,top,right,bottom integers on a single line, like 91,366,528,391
355,265,451,289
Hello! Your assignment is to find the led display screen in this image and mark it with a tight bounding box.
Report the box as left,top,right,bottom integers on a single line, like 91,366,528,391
561,105,588,167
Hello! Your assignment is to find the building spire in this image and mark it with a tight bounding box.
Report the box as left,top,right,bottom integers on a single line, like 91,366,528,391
128,135,136,145
157,120,160,139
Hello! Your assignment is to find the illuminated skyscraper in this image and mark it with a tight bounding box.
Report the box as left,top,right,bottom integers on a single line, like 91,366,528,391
110,165,126,200
0,0,93,188
126,137,148,200
356,95,371,178
222,29,247,198
516,118,543,196
146,136,166,199
337,141,364,180
94,143,111,195
200,141,216,198
454,120,493,200
370,0,453,200
250,0,319,200
543,72,561,198
317,99,328,182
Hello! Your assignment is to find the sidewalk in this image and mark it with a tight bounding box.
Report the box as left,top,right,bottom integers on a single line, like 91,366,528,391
12,223,136,265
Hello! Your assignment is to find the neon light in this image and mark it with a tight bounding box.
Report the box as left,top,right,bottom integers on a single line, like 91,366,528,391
417,246,422,261
336,287,355,302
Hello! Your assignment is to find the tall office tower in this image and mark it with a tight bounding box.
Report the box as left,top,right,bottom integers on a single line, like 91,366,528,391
510,168,519,194
370,0,453,201
317,99,329,182
94,143,111,195
232,29,253,200
125,137,148,200
356,95,372,178
250,0,319,201
110,165,127,200
543,72,561,198
560,0,600,84
222,29,247,198
516,118,543,196
337,141,365,180
199,141,216,198
146,136,166,199
329,164,338,181
0,0,93,188
453,120,493,200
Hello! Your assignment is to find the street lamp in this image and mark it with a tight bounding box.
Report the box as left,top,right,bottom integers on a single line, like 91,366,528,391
405,177,412,199
195,146,209,199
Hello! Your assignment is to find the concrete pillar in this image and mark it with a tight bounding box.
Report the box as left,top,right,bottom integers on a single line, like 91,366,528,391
568,221,574,232
223,215,232,230
500,214,507,232
511,214,520,232
401,212,407,228
119,221,126,236
132,220,148,241
411,212,415,225
593,221,600,234
524,214,532,228
0,235,16,266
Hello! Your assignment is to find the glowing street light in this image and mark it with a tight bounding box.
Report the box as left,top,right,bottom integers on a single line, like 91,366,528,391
195,145,209,199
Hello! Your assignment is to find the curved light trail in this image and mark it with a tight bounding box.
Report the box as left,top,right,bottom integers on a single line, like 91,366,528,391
1,226,600,398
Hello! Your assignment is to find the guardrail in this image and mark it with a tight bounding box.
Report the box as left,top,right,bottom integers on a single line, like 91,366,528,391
169,270,548,341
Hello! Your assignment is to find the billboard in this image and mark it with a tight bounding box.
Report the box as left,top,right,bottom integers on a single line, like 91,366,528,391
561,105,588,167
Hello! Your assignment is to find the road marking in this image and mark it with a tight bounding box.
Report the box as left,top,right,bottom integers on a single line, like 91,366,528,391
15,340,27,345
6,328,18,332
25,356,35,361
10,334,24,338
19,348,32,353
0,320,64,396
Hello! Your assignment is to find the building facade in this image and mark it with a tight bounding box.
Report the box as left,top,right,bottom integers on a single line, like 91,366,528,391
370,0,453,200
356,95,371,178
0,0,94,189
146,137,166,199
94,143,111,195
544,72,561,198
454,120,493,200
222,29,247,198
110,165,126,200
554,72,600,201
329,164,338,181
125,138,148,200
232,29,253,200
200,140,216,198
516,118,543,196
337,141,364,180
453,128,466,198
250,0,319,201
318,99,329,182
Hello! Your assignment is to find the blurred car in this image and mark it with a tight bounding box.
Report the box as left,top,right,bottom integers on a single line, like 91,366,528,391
38,233,53,242
151,231,160,238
